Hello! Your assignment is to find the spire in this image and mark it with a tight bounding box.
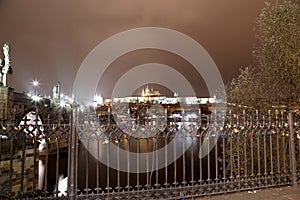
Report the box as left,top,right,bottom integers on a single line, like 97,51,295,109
53,81,61,102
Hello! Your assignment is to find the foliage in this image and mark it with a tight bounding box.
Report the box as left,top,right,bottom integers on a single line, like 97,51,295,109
227,0,300,110
227,66,261,110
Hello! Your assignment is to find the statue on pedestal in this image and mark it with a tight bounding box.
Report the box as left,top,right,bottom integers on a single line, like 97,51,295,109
1,43,10,87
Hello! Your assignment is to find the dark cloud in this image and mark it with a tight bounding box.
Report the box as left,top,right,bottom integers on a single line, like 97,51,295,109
0,0,271,97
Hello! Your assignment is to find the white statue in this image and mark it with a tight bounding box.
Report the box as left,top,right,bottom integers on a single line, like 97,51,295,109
2,43,10,87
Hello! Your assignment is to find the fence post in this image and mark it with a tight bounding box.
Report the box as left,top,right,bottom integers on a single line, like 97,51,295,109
288,108,297,187
68,103,78,199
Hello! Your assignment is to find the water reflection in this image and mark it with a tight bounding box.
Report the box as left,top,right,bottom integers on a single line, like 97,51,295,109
77,133,217,192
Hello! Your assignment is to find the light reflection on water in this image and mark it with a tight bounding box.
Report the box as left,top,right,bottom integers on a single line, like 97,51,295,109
76,132,216,191
39,135,216,194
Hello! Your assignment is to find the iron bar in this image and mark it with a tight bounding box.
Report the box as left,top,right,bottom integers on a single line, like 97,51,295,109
85,140,89,196
288,109,297,187
20,135,25,194
8,134,13,194
44,135,49,195
68,104,78,200
54,139,59,197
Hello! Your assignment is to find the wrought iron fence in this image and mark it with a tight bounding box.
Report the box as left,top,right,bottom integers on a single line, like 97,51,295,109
0,107,299,199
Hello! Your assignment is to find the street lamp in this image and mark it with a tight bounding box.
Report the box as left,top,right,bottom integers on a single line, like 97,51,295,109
32,80,40,100
32,80,40,98
32,80,39,87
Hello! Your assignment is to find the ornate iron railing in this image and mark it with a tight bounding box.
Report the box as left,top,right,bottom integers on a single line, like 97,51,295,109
0,108,299,199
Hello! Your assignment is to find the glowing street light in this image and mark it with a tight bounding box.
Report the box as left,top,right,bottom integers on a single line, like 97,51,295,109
32,95,41,102
31,79,40,103
60,99,66,108
32,80,39,87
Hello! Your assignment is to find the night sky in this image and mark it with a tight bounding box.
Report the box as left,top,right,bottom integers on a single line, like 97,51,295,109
0,0,275,98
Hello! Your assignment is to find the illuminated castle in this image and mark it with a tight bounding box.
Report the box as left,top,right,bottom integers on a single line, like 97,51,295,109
141,85,160,97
